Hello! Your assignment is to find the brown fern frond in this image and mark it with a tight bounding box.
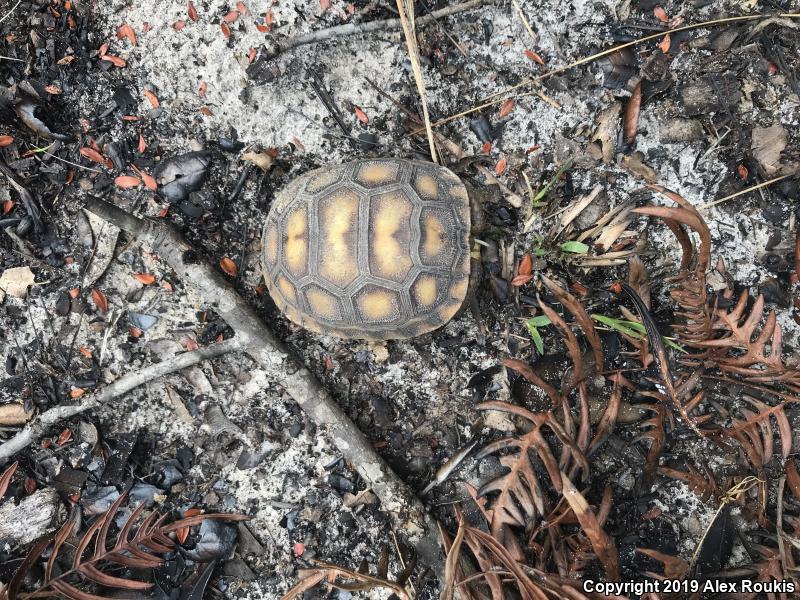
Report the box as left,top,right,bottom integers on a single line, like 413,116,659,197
696,291,800,390
475,401,589,561
636,548,690,580
727,396,792,470
560,474,620,581
657,464,720,503
0,461,18,499
632,186,714,348
280,551,412,600
636,404,666,485
541,275,605,373
8,493,248,600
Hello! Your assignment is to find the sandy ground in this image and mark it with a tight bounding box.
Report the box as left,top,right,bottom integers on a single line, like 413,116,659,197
1,0,799,597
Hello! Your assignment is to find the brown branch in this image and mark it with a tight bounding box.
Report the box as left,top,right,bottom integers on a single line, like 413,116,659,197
0,338,241,462
82,197,443,577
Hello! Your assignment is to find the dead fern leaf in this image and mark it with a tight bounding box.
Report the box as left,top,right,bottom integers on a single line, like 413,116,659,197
696,291,800,390
7,492,248,600
475,401,589,561
560,473,620,581
636,548,690,580
727,396,791,469
280,558,412,600
632,185,714,348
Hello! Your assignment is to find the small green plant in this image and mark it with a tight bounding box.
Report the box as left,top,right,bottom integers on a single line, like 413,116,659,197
525,315,551,355
591,314,686,353
558,240,589,254
532,158,575,205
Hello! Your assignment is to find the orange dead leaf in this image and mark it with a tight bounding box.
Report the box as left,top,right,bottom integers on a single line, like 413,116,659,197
143,89,160,108
173,20,187,31
518,253,533,276
187,0,198,21
480,141,491,155
176,508,202,543
658,33,671,54
320,0,331,10
44,85,62,95
199,106,214,116
69,287,80,299
116,23,137,45
236,2,251,15
129,326,142,338
57,428,73,445
623,82,641,144
121,115,140,121
353,105,368,124
57,55,75,65
142,22,152,33
221,22,231,37
494,156,507,176
0,135,14,147
223,10,239,22
653,6,668,23
737,164,749,179
133,273,156,285
140,171,157,191
220,257,238,276
293,542,305,557
91,288,108,312
101,54,127,67
138,132,146,153
499,98,514,118
99,42,109,56
78,346,92,358
2,200,13,214
115,175,141,188
69,387,85,399
184,337,199,351
511,274,533,286
524,50,545,65
198,81,208,97
79,147,106,165
248,47,257,63
163,281,174,292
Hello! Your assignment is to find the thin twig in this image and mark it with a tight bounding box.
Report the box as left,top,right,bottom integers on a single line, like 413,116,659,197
689,476,762,570
277,0,489,53
0,338,241,462
0,0,22,26
396,0,437,163
511,0,537,42
697,174,793,209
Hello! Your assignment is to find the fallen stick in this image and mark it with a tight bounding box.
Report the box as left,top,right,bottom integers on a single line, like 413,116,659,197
0,338,240,462
264,0,488,58
83,197,444,578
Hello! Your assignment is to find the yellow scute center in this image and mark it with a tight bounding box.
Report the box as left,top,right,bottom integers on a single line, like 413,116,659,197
359,164,394,184
413,276,438,307
263,223,278,266
276,276,296,304
358,290,396,321
284,206,308,275
415,174,438,198
370,193,412,281
423,213,445,257
319,192,359,287
306,288,339,320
